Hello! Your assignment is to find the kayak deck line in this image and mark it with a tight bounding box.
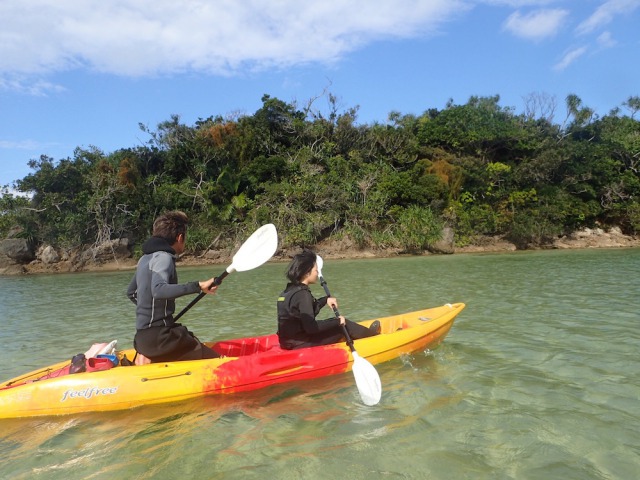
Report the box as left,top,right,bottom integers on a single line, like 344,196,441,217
140,371,193,382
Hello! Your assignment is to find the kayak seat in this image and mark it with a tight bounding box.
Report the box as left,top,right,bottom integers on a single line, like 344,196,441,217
214,335,279,357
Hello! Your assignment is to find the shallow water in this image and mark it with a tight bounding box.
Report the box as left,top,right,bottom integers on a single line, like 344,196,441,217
1,248,639,479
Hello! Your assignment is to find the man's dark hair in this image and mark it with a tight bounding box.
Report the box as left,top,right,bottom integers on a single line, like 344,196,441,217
152,211,189,244
286,249,317,284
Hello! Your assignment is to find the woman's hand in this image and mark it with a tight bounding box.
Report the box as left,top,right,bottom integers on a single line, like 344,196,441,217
327,297,345,324
326,296,339,310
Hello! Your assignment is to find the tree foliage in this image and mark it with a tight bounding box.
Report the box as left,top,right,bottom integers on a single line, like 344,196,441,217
2,91,639,254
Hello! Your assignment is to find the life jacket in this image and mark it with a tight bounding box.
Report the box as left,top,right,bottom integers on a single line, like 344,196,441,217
277,284,310,346
277,284,306,325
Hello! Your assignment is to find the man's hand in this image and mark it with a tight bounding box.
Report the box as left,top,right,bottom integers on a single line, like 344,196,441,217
199,278,218,294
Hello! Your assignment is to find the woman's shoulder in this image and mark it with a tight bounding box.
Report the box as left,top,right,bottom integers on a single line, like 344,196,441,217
283,283,310,295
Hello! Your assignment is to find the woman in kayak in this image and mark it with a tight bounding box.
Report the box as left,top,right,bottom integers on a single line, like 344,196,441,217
127,211,220,362
277,250,380,350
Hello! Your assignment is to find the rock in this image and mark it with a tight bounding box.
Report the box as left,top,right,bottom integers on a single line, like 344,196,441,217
455,235,517,253
203,249,226,262
0,264,27,275
315,235,398,259
553,226,638,249
81,238,132,264
0,238,35,263
39,245,60,264
429,226,455,254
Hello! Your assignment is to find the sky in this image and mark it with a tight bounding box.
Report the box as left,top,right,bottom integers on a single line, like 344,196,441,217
1,0,639,188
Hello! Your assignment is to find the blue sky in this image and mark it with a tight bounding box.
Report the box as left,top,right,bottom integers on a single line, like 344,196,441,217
1,0,639,189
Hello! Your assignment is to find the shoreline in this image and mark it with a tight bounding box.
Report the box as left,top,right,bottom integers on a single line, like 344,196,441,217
2,226,639,276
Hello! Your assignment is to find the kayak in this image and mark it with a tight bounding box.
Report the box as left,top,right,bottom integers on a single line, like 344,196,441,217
0,303,465,418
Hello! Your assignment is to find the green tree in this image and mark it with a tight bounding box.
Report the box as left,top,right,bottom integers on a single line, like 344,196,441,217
2,91,639,257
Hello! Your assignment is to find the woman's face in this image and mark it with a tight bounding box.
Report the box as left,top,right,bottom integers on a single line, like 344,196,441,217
301,262,319,285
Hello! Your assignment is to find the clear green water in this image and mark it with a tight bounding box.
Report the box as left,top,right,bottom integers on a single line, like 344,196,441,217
1,248,639,479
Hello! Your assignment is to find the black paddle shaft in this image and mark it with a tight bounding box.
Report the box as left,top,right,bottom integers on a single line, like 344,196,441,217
173,270,229,322
319,276,355,352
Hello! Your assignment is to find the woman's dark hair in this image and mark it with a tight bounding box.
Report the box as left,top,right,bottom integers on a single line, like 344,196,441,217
152,211,189,244
286,249,317,283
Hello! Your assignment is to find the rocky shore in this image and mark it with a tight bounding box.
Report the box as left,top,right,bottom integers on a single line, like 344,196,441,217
1,226,638,276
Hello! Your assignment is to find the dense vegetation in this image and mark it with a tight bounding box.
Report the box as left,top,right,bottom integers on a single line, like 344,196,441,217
1,92,639,255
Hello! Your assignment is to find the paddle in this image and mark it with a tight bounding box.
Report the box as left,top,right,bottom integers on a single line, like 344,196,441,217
173,223,278,322
316,255,382,406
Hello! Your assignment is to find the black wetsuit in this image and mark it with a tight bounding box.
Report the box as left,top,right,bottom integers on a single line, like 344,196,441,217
277,283,376,349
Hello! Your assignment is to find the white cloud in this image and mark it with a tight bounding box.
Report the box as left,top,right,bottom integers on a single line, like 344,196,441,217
0,76,66,96
0,140,42,150
576,0,640,35
0,0,466,79
553,45,588,70
596,31,617,49
503,9,569,41
481,0,556,5
0,139,61,152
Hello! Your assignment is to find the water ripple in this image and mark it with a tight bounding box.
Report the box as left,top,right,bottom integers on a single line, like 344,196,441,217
1,249,640,479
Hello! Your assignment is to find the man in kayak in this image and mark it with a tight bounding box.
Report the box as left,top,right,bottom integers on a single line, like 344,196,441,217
277,250,381,350
127,211,220,362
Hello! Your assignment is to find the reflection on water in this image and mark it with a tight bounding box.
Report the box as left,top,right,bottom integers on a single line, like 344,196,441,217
1,249,640,479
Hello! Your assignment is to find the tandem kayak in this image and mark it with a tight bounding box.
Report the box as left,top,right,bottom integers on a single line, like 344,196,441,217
0,303,464,419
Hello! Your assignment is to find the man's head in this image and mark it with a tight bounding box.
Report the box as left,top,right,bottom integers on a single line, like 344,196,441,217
153,211,189,253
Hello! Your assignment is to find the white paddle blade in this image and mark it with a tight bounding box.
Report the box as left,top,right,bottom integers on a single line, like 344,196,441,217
228,224,278,272
316,254,324,276
352,352,382,406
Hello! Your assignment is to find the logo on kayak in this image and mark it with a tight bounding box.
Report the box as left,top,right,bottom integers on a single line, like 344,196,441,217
61,386,118,402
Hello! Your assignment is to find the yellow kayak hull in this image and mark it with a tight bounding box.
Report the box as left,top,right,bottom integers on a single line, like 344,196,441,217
0,303,464,418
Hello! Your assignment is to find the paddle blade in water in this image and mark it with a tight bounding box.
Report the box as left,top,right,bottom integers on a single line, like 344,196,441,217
352,352,382,406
